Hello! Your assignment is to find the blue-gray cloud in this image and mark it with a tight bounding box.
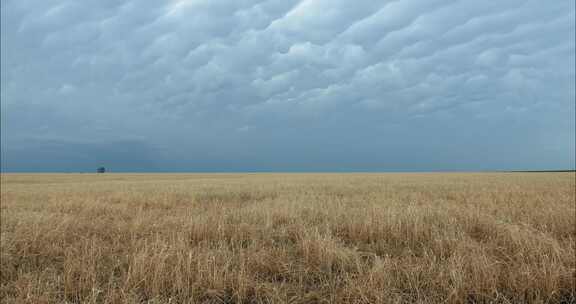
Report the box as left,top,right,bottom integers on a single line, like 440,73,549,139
1,0,574,172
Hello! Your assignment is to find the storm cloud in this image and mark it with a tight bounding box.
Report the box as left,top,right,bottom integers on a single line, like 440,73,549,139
1,0,574,172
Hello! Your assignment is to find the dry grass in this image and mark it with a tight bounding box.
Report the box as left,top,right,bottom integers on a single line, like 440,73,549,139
1,172,575,303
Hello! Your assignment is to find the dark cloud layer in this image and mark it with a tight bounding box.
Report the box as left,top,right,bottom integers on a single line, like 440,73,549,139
1,0,574,172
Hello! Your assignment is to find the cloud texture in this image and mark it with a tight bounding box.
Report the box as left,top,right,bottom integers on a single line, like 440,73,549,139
1,0,574,171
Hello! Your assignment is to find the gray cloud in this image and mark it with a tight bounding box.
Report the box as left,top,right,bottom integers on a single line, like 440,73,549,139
1,0,574,172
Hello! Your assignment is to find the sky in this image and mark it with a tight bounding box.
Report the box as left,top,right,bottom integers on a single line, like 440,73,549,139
1,0,575,172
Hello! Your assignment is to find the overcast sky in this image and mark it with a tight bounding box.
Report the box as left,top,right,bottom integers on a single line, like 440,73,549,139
1,0,574,172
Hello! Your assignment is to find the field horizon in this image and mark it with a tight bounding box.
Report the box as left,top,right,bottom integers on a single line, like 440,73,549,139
2,169,575,174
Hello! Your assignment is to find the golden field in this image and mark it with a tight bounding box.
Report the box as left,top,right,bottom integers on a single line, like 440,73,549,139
0,172,575,304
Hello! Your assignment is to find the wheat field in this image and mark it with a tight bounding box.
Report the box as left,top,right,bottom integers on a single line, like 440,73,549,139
0,172,574,303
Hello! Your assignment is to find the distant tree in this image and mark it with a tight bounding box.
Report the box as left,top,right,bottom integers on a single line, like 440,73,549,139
97,167,106,173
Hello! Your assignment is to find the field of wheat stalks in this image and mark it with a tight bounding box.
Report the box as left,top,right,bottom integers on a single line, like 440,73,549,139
1,173,574,303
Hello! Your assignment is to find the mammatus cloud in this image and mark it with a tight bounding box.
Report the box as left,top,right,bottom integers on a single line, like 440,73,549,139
1,0,574,171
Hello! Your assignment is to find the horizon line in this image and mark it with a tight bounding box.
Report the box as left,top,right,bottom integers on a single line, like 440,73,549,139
1,169,575,174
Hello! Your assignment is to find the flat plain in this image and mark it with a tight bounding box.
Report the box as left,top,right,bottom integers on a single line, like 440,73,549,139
1,172,574,303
